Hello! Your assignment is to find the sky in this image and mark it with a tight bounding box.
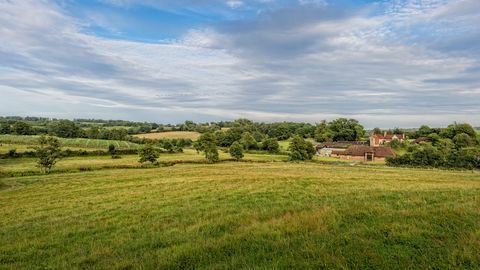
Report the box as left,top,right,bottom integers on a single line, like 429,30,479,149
0,0,479,127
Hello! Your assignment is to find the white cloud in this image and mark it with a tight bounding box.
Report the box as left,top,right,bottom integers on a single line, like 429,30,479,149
1,0,479,127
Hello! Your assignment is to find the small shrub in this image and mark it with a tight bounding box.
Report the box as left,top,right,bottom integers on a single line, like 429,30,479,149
138,144,159,164
229,141,244,160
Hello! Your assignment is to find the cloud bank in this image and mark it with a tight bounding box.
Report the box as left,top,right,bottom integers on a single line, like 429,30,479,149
1,0,479,127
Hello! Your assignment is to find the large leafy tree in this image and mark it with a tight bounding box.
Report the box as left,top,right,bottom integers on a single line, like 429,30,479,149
327,118,365,141
288,136,315,161
197,132,219,163
48,120,81,138
12,121,32,135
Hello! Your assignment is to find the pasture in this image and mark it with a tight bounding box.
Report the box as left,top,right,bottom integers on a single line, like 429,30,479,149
134,131,201,141
0,135,140,153
1,162,479,269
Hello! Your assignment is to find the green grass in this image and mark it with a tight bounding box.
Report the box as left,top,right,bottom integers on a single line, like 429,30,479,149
0,150,288,175
1,162,479,269
0,135,140,152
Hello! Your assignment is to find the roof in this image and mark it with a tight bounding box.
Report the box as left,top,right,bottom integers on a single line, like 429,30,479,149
316,141,367,150
412,137,429,144
371,133,405,140
335,146,395,158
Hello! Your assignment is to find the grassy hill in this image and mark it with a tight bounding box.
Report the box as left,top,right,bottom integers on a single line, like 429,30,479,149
1,162,479,269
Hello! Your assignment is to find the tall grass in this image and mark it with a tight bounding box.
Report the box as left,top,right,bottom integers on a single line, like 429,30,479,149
1,163,479,269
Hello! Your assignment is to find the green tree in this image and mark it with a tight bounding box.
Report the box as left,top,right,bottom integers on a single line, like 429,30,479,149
328,118,365,141
261,138,280,153
417,125,432,137
229,141,244,160
372,127,382,135
198,132,219,163
288,136,315,161
453,133,473,149
240,132,257,150
12,121,32,135
86,126,100,139
34,135,62,173
48,120,81,138
138,144,159,164
0,122,11,134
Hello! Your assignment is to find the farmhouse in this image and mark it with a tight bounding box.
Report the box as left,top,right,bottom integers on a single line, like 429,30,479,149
331,145,395,162
370,132,405,146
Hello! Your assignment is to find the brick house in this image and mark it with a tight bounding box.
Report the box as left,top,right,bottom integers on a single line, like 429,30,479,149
370,132,405,147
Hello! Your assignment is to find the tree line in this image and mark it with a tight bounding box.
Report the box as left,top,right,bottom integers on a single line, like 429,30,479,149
387,123,480,169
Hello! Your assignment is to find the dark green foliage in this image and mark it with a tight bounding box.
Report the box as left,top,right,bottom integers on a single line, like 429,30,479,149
34,135,62,173
387,144,480,169
12,121,32,135
314,119,364,142
453,133,474,149
229,141,244,160
261,138,280,153
48,120,81,138
216,128,243,147
138,144,159,164
240,132,257,150
440,123,477,140
288,136,315,161
328,118,365,141
0,122,11,134
198,132,219,163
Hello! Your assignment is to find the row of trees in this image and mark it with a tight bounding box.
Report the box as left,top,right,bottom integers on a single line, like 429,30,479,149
387,123,480,169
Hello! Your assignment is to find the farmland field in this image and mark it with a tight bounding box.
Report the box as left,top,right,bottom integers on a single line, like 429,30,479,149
1,162,479,269
0,135,140,152
134,131,201,140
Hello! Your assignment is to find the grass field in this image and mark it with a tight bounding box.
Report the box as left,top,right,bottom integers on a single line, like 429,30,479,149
0,150,290,175
134,131,201,141
0,135,140,152
1,162,479,269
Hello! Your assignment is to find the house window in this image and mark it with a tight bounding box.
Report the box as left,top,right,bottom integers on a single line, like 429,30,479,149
365,153,374,161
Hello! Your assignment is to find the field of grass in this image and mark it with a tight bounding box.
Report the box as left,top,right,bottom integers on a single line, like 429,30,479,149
0,135,140,152
0,150,290,175
134,131,201,141
1,162,479,269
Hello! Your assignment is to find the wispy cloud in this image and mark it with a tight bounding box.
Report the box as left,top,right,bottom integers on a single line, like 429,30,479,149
0,0,479,127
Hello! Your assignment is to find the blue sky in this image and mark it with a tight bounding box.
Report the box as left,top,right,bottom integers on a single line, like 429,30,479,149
1,0,479,127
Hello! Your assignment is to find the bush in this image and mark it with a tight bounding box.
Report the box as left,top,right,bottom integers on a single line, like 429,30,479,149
261,138,280,153
138,144,159,164
229,141,244,160
288,136,315,161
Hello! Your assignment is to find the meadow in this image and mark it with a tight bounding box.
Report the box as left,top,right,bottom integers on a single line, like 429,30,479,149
0,135,140,153
1,161,480,269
